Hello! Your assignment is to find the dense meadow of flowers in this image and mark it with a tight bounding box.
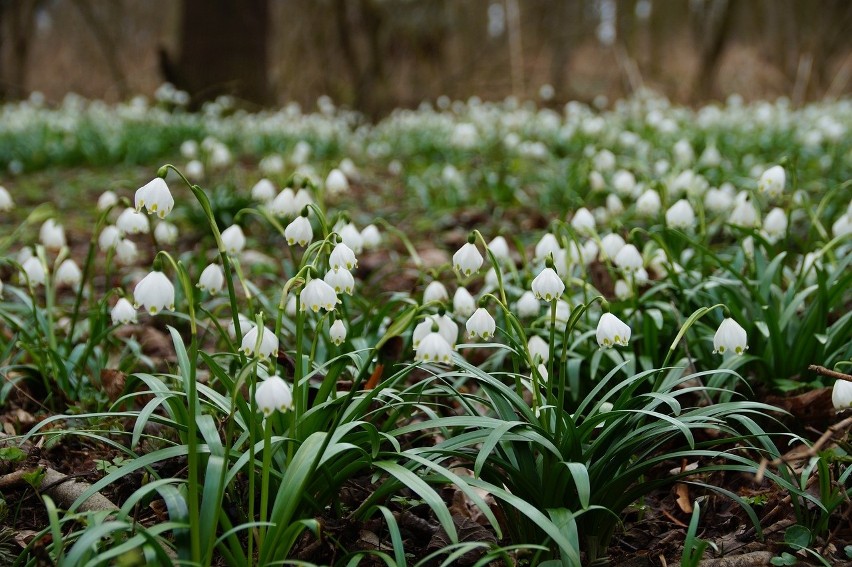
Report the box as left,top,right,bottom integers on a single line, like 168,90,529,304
0,88,850,565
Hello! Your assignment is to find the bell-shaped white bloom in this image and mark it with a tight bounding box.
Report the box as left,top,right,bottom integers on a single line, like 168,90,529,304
55,259,82,289
612,170,636,195
221,225,246,254
198,263,225,294
325,169,349,196
531,267,564,302
181,140,198,159
0,186,13,211
534,233,561,262
301,278,339,312
832,380,852,411
433,313,458,347
255,376,293,415
528,335,549,363
21,257,46,286
729,195,760,228
135,178,174,219
599,233,626,262
423,281,449,303
415,331,454,364
324,268,355,295
614,244,643,273
329,320,347,345
338,223,364,254
614,279,631,299
115,239,139,266
40,219,66,250
117,207,149,234
154,221,178,245
241,325,279,359
466,308,496,340
453,287,476,317
666,199,696,230
111,298,137,325
453,242,483,277
758,165,785,198
251,178,277,203
270,188,298,217
589,170,606,192
554,300,571,324
284,215,313,246
185,160,204,181
596,313,631,348
636,189,661,216
571,208,596,235
97,190,118,211
713,318,748,355
339,157,358,179
832,214,852,239
705,187,733,213
329,242,357,271
360,224,381,249
606,194,625,216
487,236,510,261
412,318,433,348
594,149,616,172
133,271,175,314
762,207,788,242
293,188,313,212
516,291,540,318
700,145,722,167
99,225,122,251
228,314,255,340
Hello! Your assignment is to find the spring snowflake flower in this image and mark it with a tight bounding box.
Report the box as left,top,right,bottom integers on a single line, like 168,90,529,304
0,186,13,211
487,235,510,261
528,335,549,363
329,320,347,345
360,224,382,249
607,194,625,216
758,165,785,198
115,239,139,266
423,281,449,303
21,257,46,286
832,380,852,411
589,170,606,192
571,207,596,235
762,208,788,242
705,187,733,213
99,225,122,251
338,223,364,253
133,271,175,314
180,140,198,159
241,325,279,359
111,298,138,325
599,233,626,262
221,225,246,254
466,308,496,340
329,242,357,271
612,170,636,195
55,259,82,289
713,318,748,355
596,313,631,348
270,188,298,217
325,169,349,196
285,214,313,246
324,268,355,295
534,233,561,262
636,189,661,216
415,331,454,364
453,287,476,317
185,160,204,181
516,291,540,318
252,179,276,203
614,279,631,299
97,190,118,211
301,278,339,312
666,199,696,230
154,221,178,245
135,178,174,219
255,376,293,415
117,207,149,234
614,244,643,273
228,314,255,340
729,195,760,228
832,214,852,239
40,219,66,250
197,263,225,294
453,242,483,276
531,267,564,302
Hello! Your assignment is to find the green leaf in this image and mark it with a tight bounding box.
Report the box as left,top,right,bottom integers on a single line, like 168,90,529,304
0,447,26,462
771,552,798,566
784,524,812,549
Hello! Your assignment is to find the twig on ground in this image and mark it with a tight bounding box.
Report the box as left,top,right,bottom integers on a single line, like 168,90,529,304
0,465,118,513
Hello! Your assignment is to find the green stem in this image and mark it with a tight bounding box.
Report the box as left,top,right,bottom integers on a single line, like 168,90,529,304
258,415,273,553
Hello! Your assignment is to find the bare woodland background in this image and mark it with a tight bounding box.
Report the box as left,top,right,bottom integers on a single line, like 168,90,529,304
1,0,851,116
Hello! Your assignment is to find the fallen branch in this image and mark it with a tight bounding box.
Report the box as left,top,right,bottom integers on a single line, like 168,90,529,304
755,415,852,483
809,364,852,382
0,465,118,513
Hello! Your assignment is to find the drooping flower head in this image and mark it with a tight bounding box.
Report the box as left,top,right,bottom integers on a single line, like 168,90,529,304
133,271,175,315
255,376,293,415
713,318,748,355
596,313,631,348
135,178,174,219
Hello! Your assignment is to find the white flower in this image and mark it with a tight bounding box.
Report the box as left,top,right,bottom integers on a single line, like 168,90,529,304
301,279,339,312
466,308,496,340
487,236,510,261
589,170,606,191
0,186,13,211
221,225,246,254
453,287,476,317
154,221,178,245
339,158,358,179
571,208,596,235
21,257,45,286
612,170,636,195
516,291,540,318
115,239,139,266
55,259,82,289
554,300,571,324
111,298,138,325
270,188,298,217
255,376,293,415
284,215,313,246
453,242,483,277
614,244,643,273
762,208,788,242
324,268,355,295
228,314,254,340
596,313,631,348
534,233,561,262
185,160,204,181
117,207,149,234
531,267,564,302
599,233,626,261
325,169,349,196
758,165,785,198
614,279,631,299
636,189,661,216
832,380,852,411
40,219,66,250
729,195,760,228
329,320,347,345
251,178,277,203
181,140,198,159
133,271,175,314
198,263,225,294
705,188,733,213
361,224,382,249
423,281,449,304
594,149,616,171
293,188,313,213
666,199,696,230
329,242,357,271
606,194,625,216
832,214,852,239
713,318,748,355
528,335,549,363
97,190,118,211
135,178,174,219
674,139,694,166
415,332,454,364
338,223,364,253
99,225,122,251
433,313,459,346
241,325,279,359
